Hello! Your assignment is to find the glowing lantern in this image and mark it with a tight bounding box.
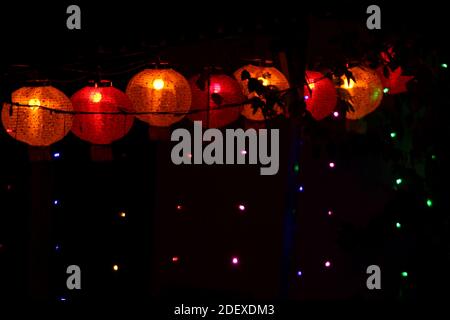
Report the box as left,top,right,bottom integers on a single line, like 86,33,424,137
233,64,289,121
1,84,73,146
188,74,244,128
126,68,191,127
304,71,337,120
71,81,134,145
340,67,383,120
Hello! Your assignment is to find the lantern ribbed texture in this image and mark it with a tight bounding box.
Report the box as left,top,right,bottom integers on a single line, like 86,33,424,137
340,67,383,120
188,74,244,128
2,85,73,146
126,68,191,127
71,83,134,145
304,71,337,120
234,65,289,121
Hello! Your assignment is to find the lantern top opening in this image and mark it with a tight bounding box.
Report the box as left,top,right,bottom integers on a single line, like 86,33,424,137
88,80,113,88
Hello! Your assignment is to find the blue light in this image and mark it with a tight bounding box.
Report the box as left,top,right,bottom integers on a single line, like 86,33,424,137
59,297,66,302
53,200,59,206
53,152,61,159
298,185,304,192
297,270,302,277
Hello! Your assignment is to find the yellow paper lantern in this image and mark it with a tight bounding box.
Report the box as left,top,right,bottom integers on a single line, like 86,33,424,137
340,67,383,120
2,85,73,146
126,68,191,127
233,64,289,121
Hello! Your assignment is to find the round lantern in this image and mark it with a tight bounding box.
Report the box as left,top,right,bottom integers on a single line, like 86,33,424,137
340,67,383,120
126,68,191,127
304,71,337,120
1,84,73,146
188,74,244,128
71,81,134,145
233,64,289,121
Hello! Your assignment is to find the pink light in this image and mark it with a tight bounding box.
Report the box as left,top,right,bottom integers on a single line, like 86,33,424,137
328,210,333,216
187,153,192,158
211,83,221,94
6,128,13,133
329,162,335,168
232,257,239,265
241,150,247,155
238,204,245,211
304,95,309,100
325,261,331,268
176,205,182,210
333,111,339,118
172,256,179,263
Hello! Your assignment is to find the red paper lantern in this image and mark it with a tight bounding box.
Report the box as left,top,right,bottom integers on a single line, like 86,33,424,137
188,74,244,128
304,71,337,120
71,81,134,145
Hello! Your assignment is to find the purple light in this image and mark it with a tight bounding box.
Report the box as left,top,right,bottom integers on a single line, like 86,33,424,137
325,261,331,268
298,185,304,192
304,95,309,100
55,244,60,251
333,111,339,118
329,162,335,168
241,150,247,155
53,152,61,159
232,257,239,265
59,297,66,302
53,200,59,206
238,204,245,211
297,270,302,277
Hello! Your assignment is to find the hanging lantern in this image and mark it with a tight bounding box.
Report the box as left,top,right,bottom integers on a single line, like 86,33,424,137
304,71,337,120
71,81,134,145
126,68,191,127
233,64,289,121
188,73,244,128
1,83,73,146
340,67,383,120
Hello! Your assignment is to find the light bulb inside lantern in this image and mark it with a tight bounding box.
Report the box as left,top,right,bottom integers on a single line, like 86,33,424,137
308,83,315,90
211,83,221,94
90,92,102,103
28,98,41,108
258,77,269,86
152,79,165,90
341,77,355,89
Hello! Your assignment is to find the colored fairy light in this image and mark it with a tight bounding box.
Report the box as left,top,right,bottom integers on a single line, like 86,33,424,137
401,271,408,278
441,63,448,69
304,95,309,100
59,297,67,302
396,222,401,229
333,111,339,118
426,198,433,208
187,153,192,158
113,264,119,271
119,212,126,218
329,162,335,168
232,257,239,265
298,185,304,192
390,132,397,139
238,204,245,211
383,87,389,94
297,270,302,277
55,244,60,251
328,210,333,216
53,200,59,206
6,128,13,133
211,83,221,94
325,261,331,268
396,178,403,185
53,152,61,159
241,150,247,155
294,163,300,173
172,256,179,263
176,205,182,210
152,78,165,90
431,154,436,160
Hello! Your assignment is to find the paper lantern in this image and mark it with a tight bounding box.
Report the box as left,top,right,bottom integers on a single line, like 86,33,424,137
233,64,289,121
340,67,383,120
126,68,191,127
71,81,134,145
188,74,244,128
2,84,73,146
304,71,337,120
376,66,413,95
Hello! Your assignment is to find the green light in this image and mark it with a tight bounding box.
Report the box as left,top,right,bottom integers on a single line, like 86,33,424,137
390,132,397,139
383,87,389,94
396,178,403,185
294,163,300,173
441,63,448,69
431,154,436,160
426,198,433,208
401,271,408,278
396,222,401,229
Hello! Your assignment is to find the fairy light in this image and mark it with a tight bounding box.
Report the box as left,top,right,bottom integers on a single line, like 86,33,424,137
333,111,339,118
325,260,331,268
396,178,403,185
113,264,119,271
396,222,401,229
329,162,335,168
383,88,389,94
390,132,397,139
238,204,245,211
172,256,179,263
232,257,239,265
441,63,448,69
426,198,433,208
119,212,126,218
401,271,408,278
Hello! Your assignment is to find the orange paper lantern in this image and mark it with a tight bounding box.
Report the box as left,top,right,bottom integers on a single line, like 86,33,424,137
233,64,289,121
126,68,191,127
340,67,383,120
2,84,73,146
304,71,337,120
71,81,134,145
188,74,244,128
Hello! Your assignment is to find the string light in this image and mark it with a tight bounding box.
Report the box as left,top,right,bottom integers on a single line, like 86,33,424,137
333,111,339,118
431,154,436,160
383,88,389,94
53,200,59,206
426,198,433,208
297,270,302,277
176,205,183,211
396,222,401,229
55,244,61,251
119,212,126,218
113,264,119,271
390,132,397,139
240,150,247,155
441,63,448,69
298,185,304,192
238,204,245,211
401,271,408,278
53,152,61,159
396,178,403,185
328,162,335,168
324,260,331,268
172,256,179,263
294,163,300,173
232,257,239,265
327,210,333,216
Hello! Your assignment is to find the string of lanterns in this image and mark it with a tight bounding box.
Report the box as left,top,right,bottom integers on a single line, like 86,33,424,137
1,62,413,146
